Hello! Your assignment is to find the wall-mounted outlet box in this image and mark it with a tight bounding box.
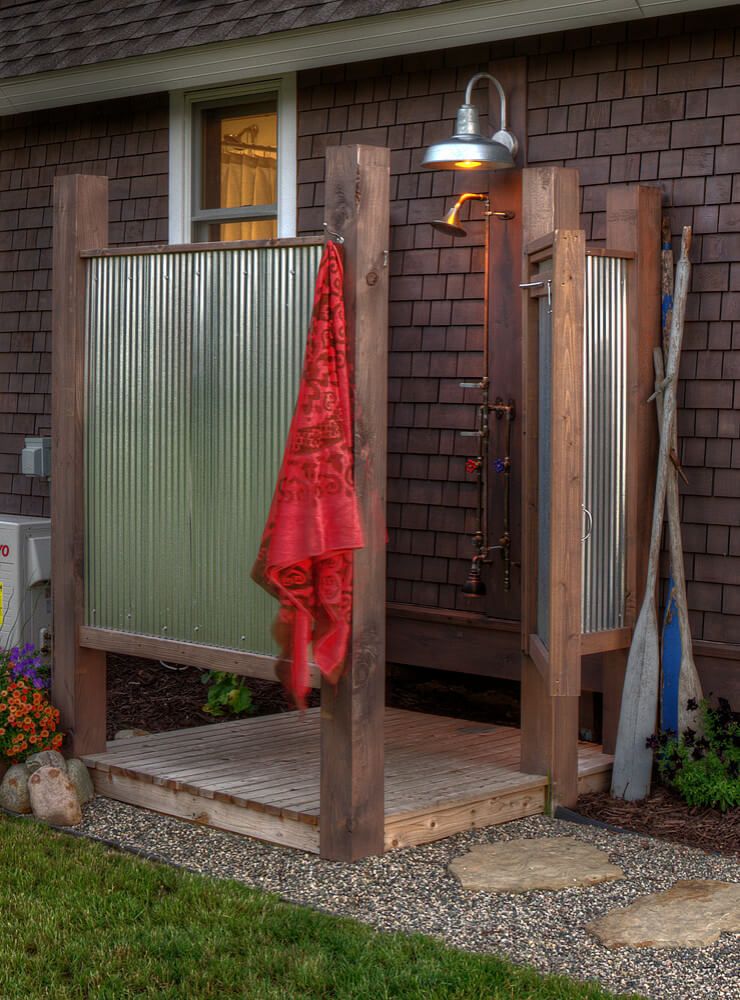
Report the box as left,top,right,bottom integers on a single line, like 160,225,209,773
21,437,51,477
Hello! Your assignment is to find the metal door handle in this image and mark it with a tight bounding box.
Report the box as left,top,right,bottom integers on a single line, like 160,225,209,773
582,505,593,542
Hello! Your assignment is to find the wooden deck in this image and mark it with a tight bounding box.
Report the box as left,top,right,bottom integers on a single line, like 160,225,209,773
82,708,613,854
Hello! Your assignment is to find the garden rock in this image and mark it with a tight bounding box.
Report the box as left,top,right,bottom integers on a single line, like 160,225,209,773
28,766,82,826
66,758,95,805
114,729,150,740
0,762,32,814
25,749,66,774
587,880,740,948
448,837,624,893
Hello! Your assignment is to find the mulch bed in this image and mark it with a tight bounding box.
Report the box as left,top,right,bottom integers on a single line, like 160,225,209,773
106,654,319,737
106,654,738,859
575,786,739,859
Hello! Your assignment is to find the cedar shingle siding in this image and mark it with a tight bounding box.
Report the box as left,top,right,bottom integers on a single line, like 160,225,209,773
294,10,740,644
0,8,738,652
0,96,169,515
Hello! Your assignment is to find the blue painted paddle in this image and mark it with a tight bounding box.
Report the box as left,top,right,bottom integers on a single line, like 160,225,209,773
659,225,681,735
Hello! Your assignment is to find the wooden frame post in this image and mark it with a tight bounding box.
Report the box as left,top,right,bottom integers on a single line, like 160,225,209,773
520,167,582,810
320,145,390,861
601,184,662,752
51,175,109,756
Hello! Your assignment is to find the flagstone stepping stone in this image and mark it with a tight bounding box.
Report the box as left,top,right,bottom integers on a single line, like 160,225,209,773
587,880,740,948
448,837,624,893
113,729,150,740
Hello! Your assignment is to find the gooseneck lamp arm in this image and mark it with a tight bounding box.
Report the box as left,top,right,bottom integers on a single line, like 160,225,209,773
464,72,508,133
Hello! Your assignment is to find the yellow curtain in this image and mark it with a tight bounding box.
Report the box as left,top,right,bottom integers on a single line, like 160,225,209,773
221,151,277,241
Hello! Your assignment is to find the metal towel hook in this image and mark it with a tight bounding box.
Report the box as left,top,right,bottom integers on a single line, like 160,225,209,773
322,223,344,244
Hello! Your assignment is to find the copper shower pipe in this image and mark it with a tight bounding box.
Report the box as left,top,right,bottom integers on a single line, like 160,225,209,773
435,194,515,595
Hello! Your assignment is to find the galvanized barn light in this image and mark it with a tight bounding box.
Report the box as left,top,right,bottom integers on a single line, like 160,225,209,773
421,71,519,171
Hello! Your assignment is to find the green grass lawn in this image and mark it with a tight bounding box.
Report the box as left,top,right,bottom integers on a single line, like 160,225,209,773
0,813,645,1000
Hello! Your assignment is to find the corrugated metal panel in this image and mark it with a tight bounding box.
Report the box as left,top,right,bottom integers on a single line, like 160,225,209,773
84,244,322,655
582,255,627,633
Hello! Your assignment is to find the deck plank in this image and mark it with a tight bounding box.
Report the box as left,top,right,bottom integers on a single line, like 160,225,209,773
82,709,613,853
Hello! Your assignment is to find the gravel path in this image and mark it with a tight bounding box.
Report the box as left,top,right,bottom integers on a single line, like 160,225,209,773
72,797,738,1000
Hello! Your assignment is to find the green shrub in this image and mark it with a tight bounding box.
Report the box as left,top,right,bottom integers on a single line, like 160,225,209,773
200,670,255,717
650,698,740,812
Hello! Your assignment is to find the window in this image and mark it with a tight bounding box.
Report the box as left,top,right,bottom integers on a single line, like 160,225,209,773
169,76,296,244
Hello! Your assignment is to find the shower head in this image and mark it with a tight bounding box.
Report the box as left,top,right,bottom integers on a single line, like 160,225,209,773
431,192,487,240
431,216,468,238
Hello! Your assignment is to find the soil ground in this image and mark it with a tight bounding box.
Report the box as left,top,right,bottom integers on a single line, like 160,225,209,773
107,654,738,859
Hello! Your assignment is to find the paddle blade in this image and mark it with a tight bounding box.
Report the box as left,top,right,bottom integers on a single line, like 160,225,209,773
611,600,659,801
661,576,681,735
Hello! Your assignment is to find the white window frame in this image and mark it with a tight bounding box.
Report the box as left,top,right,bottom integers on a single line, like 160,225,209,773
169,73,297,244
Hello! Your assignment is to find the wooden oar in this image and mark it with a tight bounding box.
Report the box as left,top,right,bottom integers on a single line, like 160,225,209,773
654,345,703,736
658,217,680,733
611,226,692,801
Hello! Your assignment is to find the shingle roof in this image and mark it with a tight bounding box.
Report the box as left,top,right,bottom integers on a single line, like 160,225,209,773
0,0,457,81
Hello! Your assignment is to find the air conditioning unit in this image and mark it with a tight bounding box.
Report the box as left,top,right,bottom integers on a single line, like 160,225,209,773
0,516,51,655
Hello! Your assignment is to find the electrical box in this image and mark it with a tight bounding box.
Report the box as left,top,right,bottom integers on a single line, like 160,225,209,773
0,516,51,655
21,437,51,477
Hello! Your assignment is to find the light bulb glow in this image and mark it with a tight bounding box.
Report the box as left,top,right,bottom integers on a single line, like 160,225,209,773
454,160,482,169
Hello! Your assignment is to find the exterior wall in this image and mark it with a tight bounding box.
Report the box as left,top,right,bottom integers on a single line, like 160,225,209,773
0,9,737,688
295,7,740,657
0,95,169,517
525,17,739,649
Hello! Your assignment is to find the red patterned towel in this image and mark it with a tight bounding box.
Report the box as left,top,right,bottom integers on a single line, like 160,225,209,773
251,242,362,707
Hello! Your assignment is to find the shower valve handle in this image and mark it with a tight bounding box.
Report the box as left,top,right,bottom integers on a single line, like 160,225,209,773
460,381,486,389
460,429,485,437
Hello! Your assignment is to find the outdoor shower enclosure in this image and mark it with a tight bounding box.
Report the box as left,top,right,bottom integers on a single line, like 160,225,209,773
51,153,654,856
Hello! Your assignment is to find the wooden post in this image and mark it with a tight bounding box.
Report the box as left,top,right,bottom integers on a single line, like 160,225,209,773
51,175,109,756
602,185,662,751
520,167,581,809
320,145,389,861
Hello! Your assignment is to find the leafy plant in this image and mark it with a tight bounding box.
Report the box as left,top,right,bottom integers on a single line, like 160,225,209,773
200,670,255,717
0,675,63,766
0,642,50,692
647,697,740,812
0,643,61,766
